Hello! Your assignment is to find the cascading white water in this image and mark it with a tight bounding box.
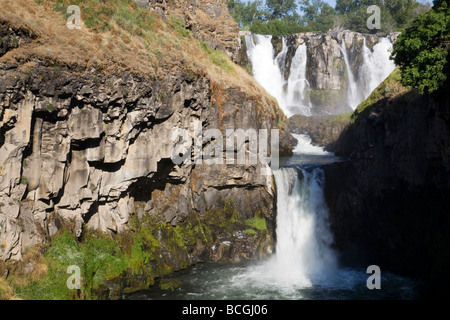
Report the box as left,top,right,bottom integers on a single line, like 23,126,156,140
246,35,311,117
246,35,286,111
217,135,338,296
128,134,422,300
246,33,396,116
340,39,360,110
275,36,288,75
286,44,312,116
360,37,396,99
272,166,337,285
293,133,332,156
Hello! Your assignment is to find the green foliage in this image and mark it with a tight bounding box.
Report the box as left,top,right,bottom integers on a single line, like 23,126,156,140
250,18,307,35
245,217,267,231
266,0,298,19
392,1,449,94
46,103,55,112
199,42,236,73
80,232,128,296
328,112,352,128
228,0,430,35
352,68,405,122
307,89,343,107
14,232,82,300
335,0,430,33
11,197,267,300
159,278,182,290
167,15,191,38
154,48,163,63
12,37,19,47
244,229,258,235
299,0,336,32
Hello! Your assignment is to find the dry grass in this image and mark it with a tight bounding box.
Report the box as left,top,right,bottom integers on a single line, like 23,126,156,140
0,246,47,300
3,245,47,290
0,278,20,300
0,0,279,110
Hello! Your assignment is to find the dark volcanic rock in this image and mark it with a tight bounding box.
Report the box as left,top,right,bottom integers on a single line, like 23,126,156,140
324,87,450,298
289,114,350,148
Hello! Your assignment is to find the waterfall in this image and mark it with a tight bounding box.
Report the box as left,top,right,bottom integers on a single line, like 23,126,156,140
245,35,286,112
360,37,396,100
273,167,337,284
340,39,360,110
286,44,312,116
246,33,396,116
245,35,311,117
275,36,288,75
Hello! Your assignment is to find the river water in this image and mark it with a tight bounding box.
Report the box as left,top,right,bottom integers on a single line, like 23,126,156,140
125,134,421,300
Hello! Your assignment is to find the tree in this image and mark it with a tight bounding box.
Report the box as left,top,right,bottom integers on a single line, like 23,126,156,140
227,0,432,35
335,0,361,15
299,0,336,32
227,0,266,28
392,1,450,94
266,0,298,19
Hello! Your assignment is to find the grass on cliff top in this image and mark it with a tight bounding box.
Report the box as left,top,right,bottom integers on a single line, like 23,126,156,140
1,0,248,89
0,0,285,125
351,68,408,123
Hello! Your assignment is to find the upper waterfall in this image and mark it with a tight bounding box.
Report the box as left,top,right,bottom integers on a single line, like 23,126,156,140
242,30,400,116
246,35,312,117
360,37,396,100
340,38,359,110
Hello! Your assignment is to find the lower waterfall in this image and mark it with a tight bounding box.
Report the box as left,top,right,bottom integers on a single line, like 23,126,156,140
125,136,420,300
272,166,337,286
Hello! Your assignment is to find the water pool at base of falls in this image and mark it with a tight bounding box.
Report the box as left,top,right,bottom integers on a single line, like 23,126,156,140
125,134,422,300
125,261,421,300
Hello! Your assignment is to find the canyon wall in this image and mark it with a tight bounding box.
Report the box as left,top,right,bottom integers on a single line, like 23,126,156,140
324,72,450,298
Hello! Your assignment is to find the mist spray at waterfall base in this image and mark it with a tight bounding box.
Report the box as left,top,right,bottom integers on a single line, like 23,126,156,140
270,167,338,286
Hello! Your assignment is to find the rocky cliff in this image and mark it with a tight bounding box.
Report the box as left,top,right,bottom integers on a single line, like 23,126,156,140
324,70,450,298
0,0,294,298
288,113,350,148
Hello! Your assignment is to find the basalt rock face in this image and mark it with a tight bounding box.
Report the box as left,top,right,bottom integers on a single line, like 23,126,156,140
324,87,450,298
0,5,295,292
0,61,292,262
288,114,350,148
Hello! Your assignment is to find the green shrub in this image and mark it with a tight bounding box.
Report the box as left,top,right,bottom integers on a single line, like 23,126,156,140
245,217,267,231
46,103,55,112
392,1,450,94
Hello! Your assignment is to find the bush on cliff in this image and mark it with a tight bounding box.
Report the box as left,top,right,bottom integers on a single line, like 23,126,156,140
392,0,450,94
